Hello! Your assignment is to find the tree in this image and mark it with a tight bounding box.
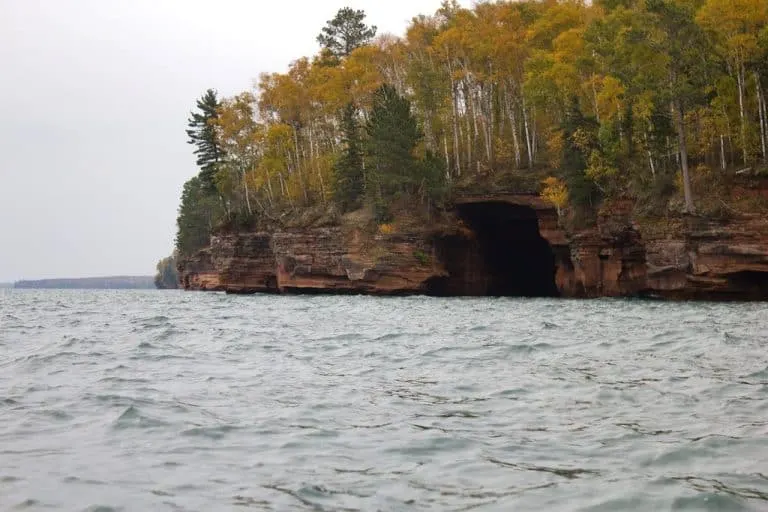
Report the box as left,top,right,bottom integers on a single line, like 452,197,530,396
175,176,222,256
154,253,179,289
559,97,601,209
541,176,569,216
175,0,768,239
186,89,224,192
213,93,262,217
365,84,423,202
698,0,768,165
333,103,365,211
317,7,377,59
646,0,712,213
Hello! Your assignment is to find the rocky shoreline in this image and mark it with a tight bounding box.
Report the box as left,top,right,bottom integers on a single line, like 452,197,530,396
177,193,768,301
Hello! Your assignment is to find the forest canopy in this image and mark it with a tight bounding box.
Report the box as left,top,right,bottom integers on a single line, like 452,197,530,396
175,0,768,257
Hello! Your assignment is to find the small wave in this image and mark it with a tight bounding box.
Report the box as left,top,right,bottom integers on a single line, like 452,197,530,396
149,489,174,497
181,425,240,440
371,332,409,342
422,345,475,358
12,499,46,510
743,367,768,382
112,406,168,429
671,475,768,503
723,331,745,345
24,351,81,365
437,410,482,419
97,376,150,385
493,388,528,398
500,342,552,355
61,476,107,486
486,457,600,479
141,315,170,324
61,336,83,348
155,328,183,341
128,353,194,362
40,409,73,421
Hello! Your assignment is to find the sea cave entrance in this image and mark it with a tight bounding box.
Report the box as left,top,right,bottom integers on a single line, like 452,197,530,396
430,201,559,297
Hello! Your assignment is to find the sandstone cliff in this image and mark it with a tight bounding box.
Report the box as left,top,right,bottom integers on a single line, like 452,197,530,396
179,193,768,300
643,215,768,300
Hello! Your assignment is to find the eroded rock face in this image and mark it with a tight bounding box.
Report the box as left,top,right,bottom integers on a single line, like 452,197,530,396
178,196,768,300
643,216,768,300
179,227,440,295
178,248,222,291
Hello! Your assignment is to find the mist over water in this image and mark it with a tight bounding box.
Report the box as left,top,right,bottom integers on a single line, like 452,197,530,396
1,290,767,511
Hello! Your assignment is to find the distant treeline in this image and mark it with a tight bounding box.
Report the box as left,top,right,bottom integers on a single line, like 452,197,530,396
14,276,155,289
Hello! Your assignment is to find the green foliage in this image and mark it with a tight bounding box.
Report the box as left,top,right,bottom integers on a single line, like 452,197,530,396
413,249,430,266
333,103,365,211
154,253,179,289
559,98,602,208
646,0,713,108
365,84,423,198
417,150,448,204
317,7,377,59
173,0,768,252
175,176,222,257
372,199,394,224
186,89,224,192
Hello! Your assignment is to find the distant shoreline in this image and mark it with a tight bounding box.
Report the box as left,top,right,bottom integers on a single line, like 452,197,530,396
13,276,155,290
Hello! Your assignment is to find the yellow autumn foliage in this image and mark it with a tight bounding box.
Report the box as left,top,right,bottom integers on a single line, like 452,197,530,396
378,223,395,235
541,177,569,212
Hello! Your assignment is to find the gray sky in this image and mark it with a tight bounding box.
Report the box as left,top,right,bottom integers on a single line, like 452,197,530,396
0,0,470,281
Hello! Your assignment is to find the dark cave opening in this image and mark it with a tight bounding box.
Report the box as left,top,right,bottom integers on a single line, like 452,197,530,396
725,271,768,300
430,202,559,297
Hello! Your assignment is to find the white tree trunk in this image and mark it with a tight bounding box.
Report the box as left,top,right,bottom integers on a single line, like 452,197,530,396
450,76,461,177
756,74,767,164
504,84,521,169
673,99,695,213
720,134,727,172
737,63,748,164
522,94,534,169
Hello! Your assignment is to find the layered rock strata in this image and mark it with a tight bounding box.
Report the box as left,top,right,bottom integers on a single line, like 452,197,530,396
178,195,768,300
643,215,768,300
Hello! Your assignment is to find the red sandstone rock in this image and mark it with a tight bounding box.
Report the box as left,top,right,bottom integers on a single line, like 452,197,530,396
178,195,768,300
643,215,768,300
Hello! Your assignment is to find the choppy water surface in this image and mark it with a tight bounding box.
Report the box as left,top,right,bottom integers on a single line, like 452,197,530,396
1,290,767,511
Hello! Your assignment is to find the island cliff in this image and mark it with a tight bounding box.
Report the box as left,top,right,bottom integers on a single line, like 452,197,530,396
178,189,768,301
173,4,768,302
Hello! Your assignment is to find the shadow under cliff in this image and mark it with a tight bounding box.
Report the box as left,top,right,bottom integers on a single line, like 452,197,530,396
429,201,559,297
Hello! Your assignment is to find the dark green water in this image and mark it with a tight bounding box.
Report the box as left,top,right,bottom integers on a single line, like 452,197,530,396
1,290,767,511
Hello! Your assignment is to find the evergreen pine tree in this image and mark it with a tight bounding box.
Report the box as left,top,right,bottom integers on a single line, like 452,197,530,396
186,89,223,192
333,103,365,211
175,176,222,256
317,8,377,59
365,84,423,206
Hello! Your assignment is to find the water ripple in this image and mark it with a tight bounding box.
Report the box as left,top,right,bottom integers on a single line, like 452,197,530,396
1,290,767,510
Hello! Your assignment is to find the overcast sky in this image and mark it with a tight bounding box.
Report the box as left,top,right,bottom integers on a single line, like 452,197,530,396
0,0,471,282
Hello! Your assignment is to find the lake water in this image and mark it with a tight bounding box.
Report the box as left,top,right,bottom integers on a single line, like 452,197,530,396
1,290,767,511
